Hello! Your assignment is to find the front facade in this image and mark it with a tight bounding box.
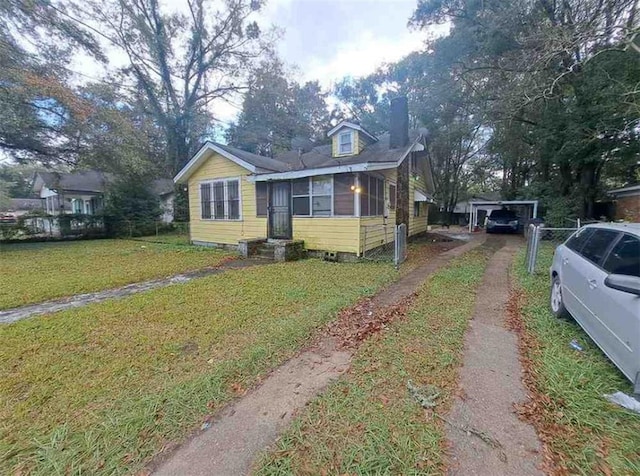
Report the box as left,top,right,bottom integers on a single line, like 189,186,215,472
176,98,435,256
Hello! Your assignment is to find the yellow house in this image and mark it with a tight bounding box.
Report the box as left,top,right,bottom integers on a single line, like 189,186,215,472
174,97,435,259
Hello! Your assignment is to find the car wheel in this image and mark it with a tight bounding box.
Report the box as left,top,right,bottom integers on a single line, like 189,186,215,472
550,275,569,319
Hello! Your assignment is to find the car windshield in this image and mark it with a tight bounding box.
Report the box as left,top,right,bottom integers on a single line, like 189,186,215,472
490,210,517,220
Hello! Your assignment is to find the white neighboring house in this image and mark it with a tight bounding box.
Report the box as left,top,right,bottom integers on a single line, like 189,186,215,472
32,171,175,222
0,198,44,217
151,179,176,223
450,193,503,225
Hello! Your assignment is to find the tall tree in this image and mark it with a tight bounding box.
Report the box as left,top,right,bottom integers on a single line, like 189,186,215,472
411,0,640,218
0,0,104,164
226,57,330,156
82,0,274,174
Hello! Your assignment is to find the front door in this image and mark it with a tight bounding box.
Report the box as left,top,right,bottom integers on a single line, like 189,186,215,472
268,181,292,239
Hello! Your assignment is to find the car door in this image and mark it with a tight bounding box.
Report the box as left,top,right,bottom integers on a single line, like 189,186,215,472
560,227,595,317
598,234,640,381
564,228,620,342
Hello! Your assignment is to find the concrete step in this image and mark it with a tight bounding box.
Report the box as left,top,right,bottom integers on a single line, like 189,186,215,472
257,248,275,258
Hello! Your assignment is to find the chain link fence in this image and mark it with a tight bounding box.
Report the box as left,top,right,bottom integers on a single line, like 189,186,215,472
525,224,578,274
0,215,191,245
360,223,407,267
0,214,107,242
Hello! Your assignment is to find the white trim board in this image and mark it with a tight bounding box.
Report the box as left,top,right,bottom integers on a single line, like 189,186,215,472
327,121,378,142
249,162,398,182
174,142,257,184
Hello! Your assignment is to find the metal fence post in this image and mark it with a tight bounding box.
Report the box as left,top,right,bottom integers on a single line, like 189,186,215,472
525,224,533,271
528,225,541,274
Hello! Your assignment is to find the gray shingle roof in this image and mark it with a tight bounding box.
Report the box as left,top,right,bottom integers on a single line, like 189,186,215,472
37,171,112,193
211,130,425,175
1,198,43,212
273,131,424,171
36,171,175,196
211,143,290,173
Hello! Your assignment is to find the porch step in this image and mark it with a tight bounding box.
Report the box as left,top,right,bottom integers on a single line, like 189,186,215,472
257,247,275,259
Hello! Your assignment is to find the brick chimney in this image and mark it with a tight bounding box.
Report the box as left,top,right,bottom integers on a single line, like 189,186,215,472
389,96,409,149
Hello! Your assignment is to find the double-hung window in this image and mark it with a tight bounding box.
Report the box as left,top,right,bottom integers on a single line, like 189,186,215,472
72,198,83,214
338,131,353,155
292,175,333,216
200,178,241,220
312,176,332,215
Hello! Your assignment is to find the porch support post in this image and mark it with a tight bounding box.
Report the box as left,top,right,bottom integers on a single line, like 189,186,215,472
354,174,361,218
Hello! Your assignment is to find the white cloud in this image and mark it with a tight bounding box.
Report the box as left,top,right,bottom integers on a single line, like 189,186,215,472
304,29,427,88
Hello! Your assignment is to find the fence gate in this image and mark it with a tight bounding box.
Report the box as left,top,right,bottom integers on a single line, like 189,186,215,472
394,223,407,267
525,224,578,274
360,223,407,267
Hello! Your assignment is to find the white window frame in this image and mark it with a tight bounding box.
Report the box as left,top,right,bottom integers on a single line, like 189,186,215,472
291,175,336,217
291,178,311,217
311,175,333,217
199,177,243,221
338,131,354,155
71,198,83,214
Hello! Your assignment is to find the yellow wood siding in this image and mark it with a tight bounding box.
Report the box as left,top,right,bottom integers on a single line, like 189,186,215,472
187,152,266,245
185,152,407,255
360,217,394,253
357,133,366,153
293,217,360,253
332,129,360,157
409,173,429,237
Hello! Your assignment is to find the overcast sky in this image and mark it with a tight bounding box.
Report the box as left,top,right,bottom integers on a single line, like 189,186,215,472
214,0,435,124
260,0,428,85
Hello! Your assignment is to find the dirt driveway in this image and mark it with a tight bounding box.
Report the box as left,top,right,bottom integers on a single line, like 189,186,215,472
151,236,487,475
446,235,542,475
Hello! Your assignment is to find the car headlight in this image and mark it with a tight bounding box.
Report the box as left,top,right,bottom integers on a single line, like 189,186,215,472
509,220,518,226
487,220,495,226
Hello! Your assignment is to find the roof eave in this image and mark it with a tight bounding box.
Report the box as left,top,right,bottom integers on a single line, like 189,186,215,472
250,162,398,182
174,142,258,184
608,185,640,195
327,121,378,143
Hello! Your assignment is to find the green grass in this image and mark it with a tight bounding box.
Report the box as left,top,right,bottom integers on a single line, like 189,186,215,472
255,249,491,475
0,259,396,475
513,247,640,474
133,232,191,246
0,239,232,309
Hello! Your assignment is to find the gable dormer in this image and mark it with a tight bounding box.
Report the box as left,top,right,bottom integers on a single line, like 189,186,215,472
327,121,377,158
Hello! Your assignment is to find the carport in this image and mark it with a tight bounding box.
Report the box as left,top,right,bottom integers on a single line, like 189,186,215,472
468,200,539,232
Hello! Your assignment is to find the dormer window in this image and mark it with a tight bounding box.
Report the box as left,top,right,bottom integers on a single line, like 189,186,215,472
338,131,353,155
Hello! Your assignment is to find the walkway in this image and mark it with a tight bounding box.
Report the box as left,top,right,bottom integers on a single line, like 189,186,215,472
446,237,543,475
151,235,487,476
0,258,269,324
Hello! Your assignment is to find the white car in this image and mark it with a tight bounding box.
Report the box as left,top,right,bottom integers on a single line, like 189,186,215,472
550,223,640,393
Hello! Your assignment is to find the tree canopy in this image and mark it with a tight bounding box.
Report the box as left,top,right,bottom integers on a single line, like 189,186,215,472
1,0,638,222
225,57,331,156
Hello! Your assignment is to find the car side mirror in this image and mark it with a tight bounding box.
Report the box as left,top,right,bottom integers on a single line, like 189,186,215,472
604,274,640,296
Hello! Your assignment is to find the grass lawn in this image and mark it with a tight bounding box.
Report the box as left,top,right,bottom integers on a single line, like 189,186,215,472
133,233,190,245
0,239,232,309
0,259,397,475
255,248,491,475
513,247,640,474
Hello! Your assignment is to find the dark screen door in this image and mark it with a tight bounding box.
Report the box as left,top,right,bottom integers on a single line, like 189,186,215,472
269,182,292,239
